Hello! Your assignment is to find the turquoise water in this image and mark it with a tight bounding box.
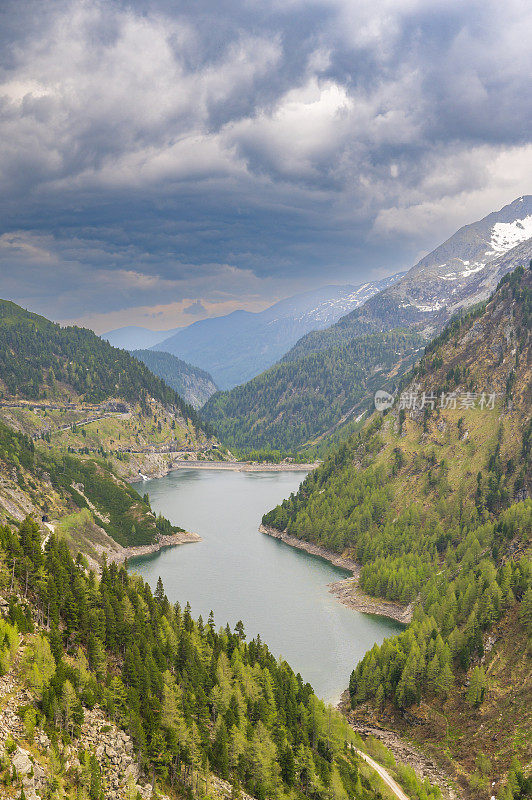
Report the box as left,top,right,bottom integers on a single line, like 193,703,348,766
132,468,402,703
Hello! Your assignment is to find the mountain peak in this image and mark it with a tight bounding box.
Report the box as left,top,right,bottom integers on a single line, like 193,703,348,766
284,198,532,362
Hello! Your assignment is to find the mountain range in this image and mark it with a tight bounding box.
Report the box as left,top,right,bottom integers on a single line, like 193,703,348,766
285,196,532,362
203,197,532,451
103,274,405,389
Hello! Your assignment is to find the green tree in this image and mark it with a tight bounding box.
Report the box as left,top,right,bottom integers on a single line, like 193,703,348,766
466,666,487,707
519,587,532,633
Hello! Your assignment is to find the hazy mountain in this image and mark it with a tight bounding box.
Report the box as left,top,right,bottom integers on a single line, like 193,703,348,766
285,196,532,361
132,349,218,408
101,324,181,350
153,273,405,389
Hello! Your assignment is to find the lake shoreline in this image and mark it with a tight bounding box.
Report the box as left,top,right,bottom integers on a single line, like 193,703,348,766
108,530,201,566
168,460,319,473
130,460,318,482
259,524,412,624
130,469,402,702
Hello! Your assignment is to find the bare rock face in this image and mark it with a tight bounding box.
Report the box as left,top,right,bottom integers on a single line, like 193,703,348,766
12,746,33,775
23,788,42,800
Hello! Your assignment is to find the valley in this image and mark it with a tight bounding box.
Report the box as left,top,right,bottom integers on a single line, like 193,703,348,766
0,225,530,800
2,4,531,799
0,289,443,800
104,274,406,390
202,198,532,457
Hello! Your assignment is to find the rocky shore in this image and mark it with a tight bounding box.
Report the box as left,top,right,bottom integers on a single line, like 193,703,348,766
166,459,317,474
107,530,201,566
259,524,412,624
329,578,413,624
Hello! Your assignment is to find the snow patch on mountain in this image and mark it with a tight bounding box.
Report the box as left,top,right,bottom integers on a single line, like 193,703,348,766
266,274,406,327
148,271,406,388
487,215,532,255
441,261,487,281
402,301,445,312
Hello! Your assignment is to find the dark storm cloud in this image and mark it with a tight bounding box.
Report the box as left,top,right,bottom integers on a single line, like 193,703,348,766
0,0,531,329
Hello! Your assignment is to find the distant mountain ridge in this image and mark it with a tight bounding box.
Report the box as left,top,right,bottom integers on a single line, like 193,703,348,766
285,196,532,361
102,325,181,351
147,273,405,389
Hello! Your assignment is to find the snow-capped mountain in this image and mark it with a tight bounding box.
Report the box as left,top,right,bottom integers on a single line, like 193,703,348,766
284,196,532,361
266,273,405,328
152,273,405,389
394,195,532,320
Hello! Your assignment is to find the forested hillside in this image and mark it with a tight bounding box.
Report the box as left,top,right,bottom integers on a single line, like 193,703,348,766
263,265,532,796
0,417,180,551
0,299,206,429
0,298,222,481
203,330,424,451
132,349,217,409
0,299,221,559
0,516,442,800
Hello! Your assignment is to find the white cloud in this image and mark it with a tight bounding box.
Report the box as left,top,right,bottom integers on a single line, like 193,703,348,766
0,0,531,321
372,144,532,240
225,78,353,180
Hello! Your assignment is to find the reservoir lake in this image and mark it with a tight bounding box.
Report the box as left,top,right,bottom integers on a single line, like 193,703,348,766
131,468,402,703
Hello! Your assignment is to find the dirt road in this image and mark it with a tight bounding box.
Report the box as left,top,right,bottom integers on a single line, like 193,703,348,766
355,748,410,800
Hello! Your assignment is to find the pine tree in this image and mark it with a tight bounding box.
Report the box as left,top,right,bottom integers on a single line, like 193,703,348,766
519,587,532,634
89,754,104,800
466,666,487,707
213,721,230,778
155,576,165,603
436,661,454,698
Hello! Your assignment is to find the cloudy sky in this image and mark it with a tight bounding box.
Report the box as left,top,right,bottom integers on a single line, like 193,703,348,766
1,0,531,333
